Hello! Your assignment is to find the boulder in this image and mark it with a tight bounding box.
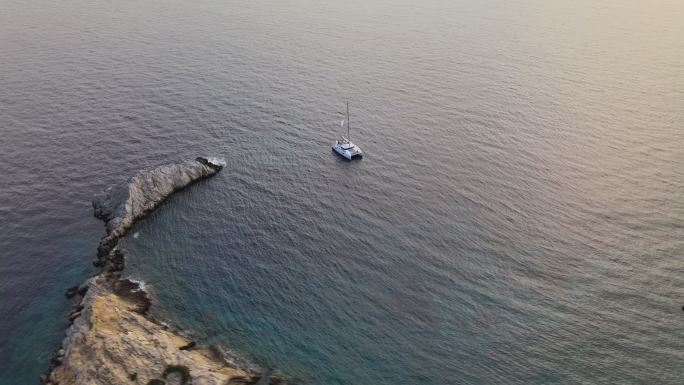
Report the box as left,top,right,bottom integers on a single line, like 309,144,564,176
65,286,79,299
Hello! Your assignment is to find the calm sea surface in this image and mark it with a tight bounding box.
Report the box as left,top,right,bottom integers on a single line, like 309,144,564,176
1,0,683,384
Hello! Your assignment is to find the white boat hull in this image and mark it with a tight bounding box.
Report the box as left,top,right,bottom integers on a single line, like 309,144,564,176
332,102,362,160
332,140,363,160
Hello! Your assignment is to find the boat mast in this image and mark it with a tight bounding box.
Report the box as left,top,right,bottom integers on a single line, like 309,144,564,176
347,102,350,140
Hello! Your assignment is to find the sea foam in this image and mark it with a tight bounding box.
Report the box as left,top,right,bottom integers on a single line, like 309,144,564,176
206,157,227,167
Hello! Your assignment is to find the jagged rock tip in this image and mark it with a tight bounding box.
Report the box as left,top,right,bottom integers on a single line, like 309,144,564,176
93,157,223,261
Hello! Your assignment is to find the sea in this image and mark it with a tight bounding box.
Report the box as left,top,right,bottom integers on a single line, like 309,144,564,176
1,0,683,384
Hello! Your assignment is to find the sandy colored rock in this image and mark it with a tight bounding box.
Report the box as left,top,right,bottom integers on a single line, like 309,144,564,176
49,276,249,385
45,158,267,385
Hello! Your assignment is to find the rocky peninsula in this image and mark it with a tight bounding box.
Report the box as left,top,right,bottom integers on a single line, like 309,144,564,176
45,158,282,385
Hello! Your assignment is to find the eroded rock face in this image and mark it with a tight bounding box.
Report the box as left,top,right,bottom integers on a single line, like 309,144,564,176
49,276,250,385
44,158,273,385
93,157,223,259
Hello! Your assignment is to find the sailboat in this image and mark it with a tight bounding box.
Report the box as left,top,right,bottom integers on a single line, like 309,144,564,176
332,102,363,160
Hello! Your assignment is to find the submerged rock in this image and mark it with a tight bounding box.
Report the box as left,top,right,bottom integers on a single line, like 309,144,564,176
268,376,286,385
65,286,79,299
227,375,262,384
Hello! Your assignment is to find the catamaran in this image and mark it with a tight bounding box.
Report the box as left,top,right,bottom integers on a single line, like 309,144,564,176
332,102,363,160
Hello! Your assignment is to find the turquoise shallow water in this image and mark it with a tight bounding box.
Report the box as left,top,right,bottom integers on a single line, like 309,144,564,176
1,0,683,384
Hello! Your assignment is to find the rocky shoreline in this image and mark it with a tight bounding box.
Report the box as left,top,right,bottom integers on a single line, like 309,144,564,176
45,158,285,385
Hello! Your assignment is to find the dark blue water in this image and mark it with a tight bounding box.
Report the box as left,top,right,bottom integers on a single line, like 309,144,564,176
1,0,683,384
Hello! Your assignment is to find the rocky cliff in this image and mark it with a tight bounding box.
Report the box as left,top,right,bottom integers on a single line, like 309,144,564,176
49,276,259,385
45,158,280,385
93,157,223,262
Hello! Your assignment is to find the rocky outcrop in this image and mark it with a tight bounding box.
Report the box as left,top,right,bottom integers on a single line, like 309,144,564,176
93,157,223,261
49,276,254,385
45,158,280,385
